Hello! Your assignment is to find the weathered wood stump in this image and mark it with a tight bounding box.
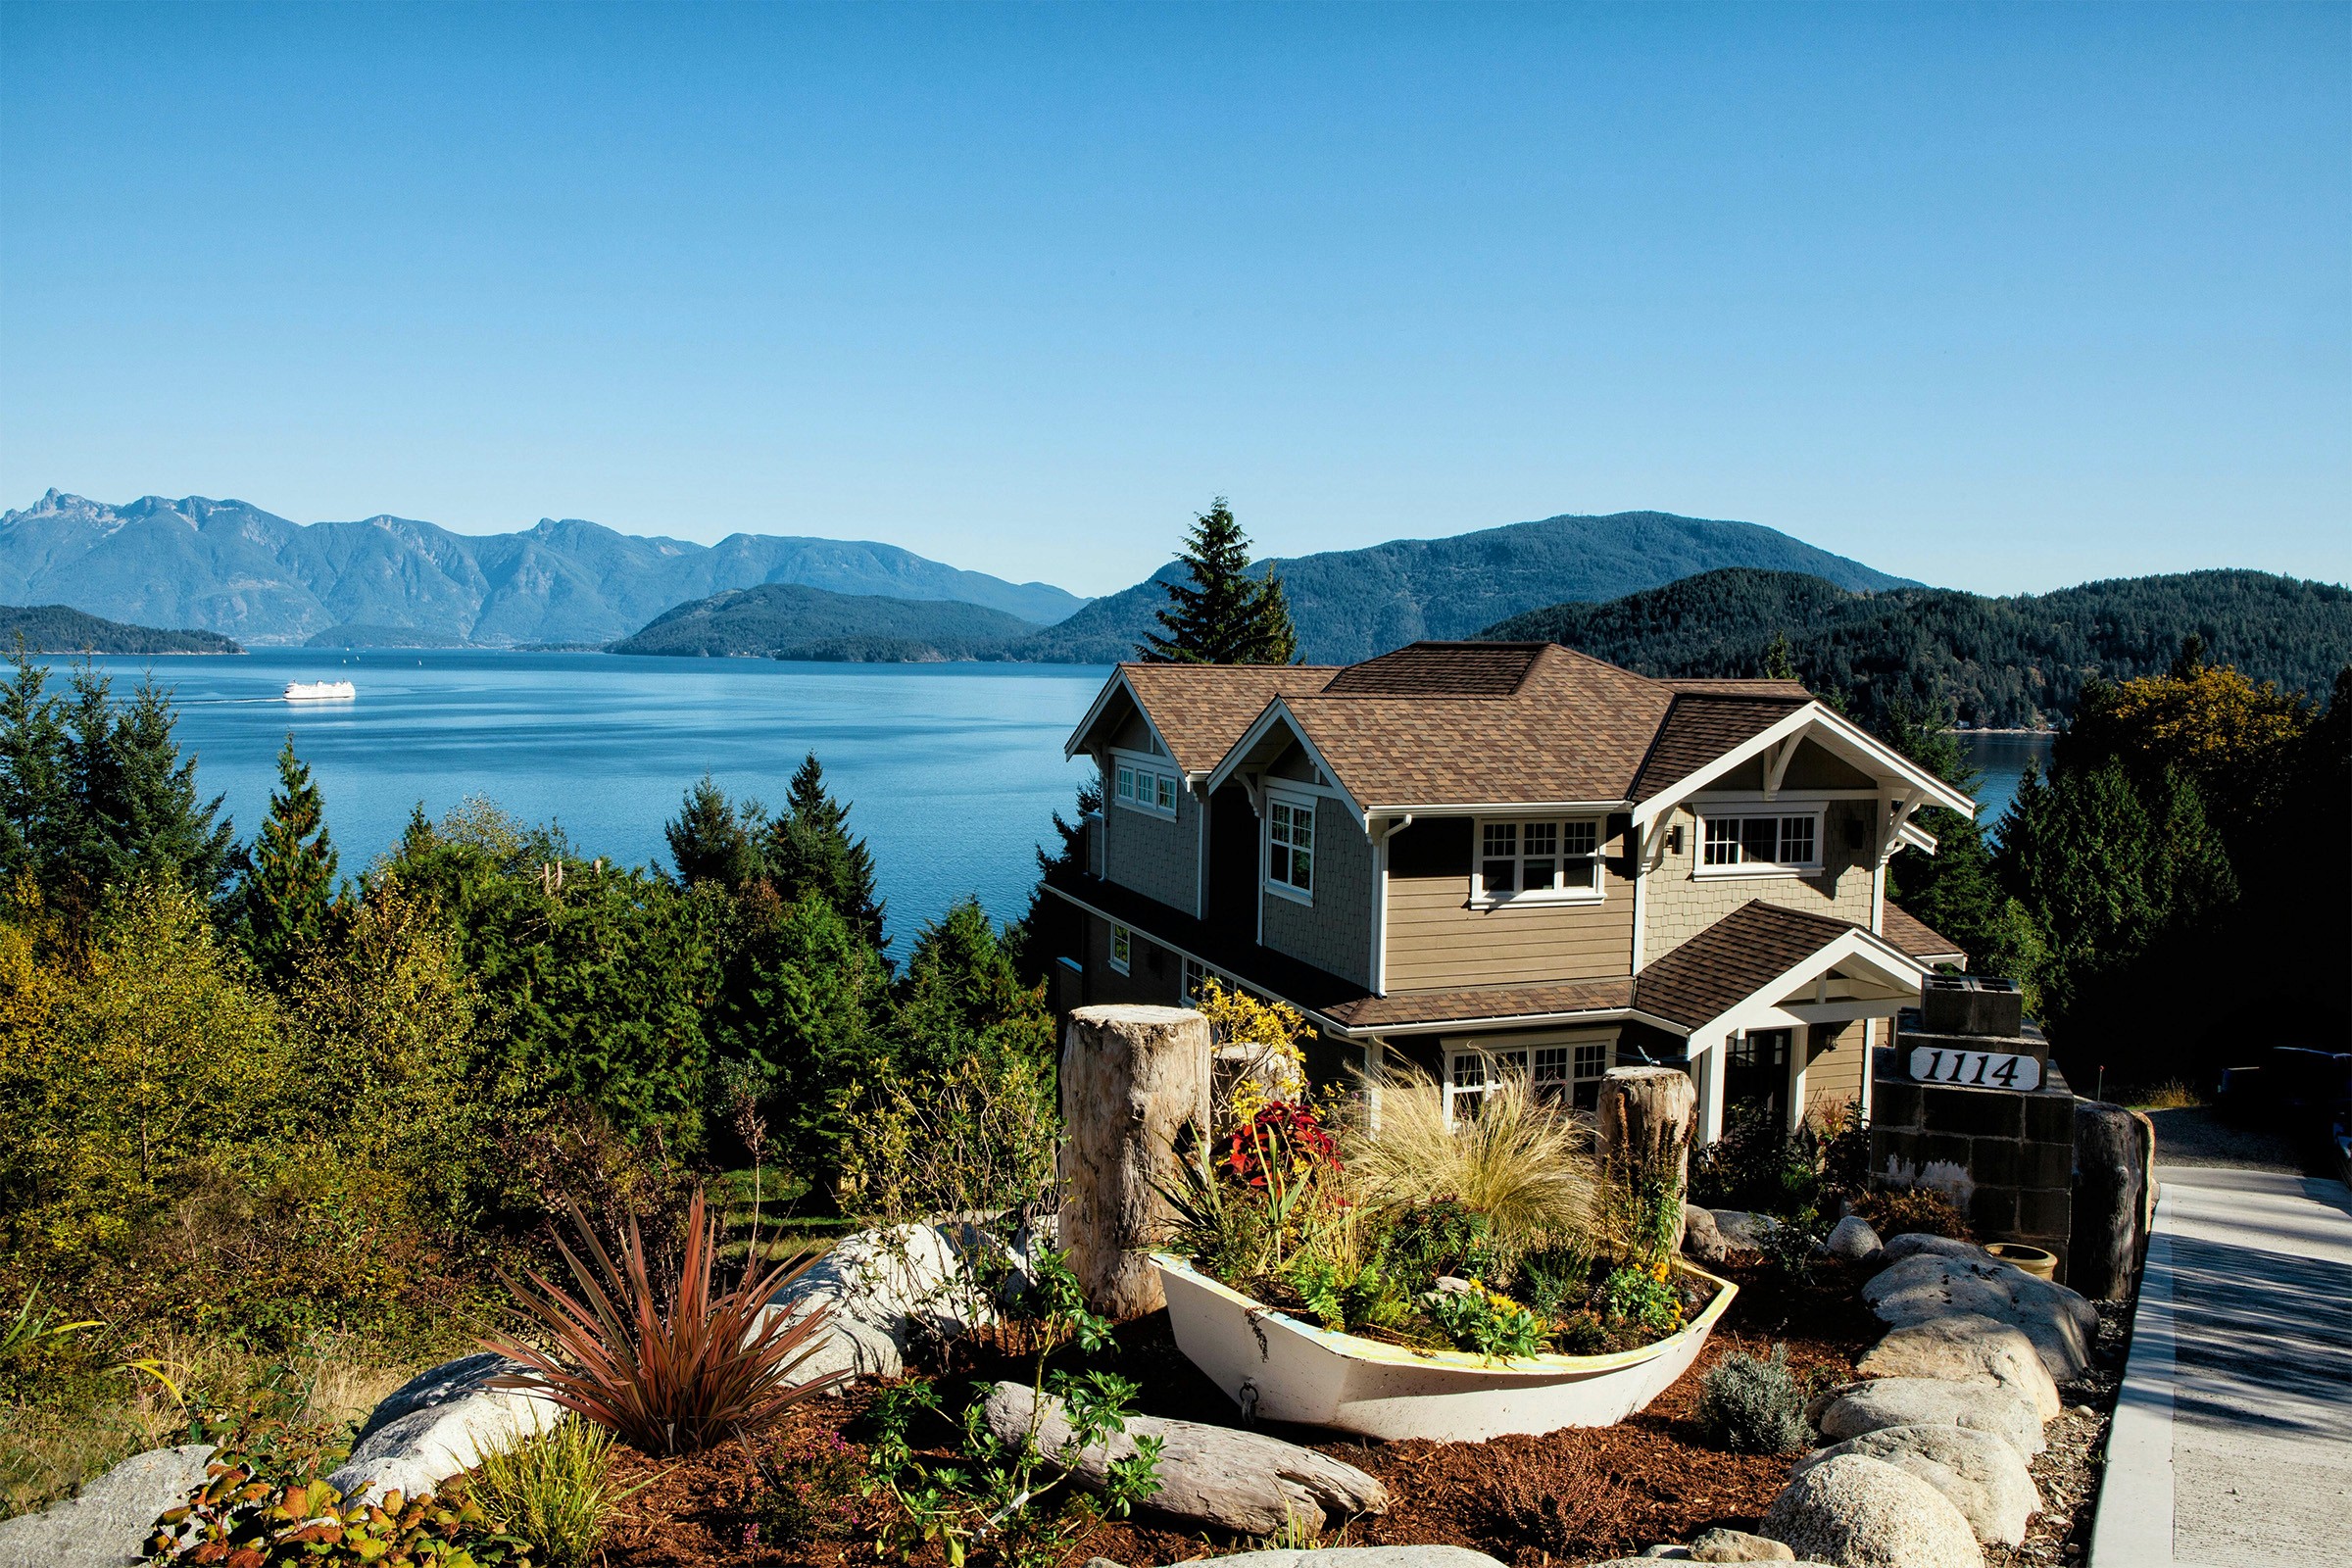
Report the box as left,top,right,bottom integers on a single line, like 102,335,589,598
1595,1065,1698,1254
980,1381,1390,1533
1058,1004,1212,1318
2070,1100,2153,1300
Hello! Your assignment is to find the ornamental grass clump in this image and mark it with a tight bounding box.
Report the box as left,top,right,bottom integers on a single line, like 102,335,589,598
1340,1065,1598,1264
468,1416,629,1568
484,1188,840,1455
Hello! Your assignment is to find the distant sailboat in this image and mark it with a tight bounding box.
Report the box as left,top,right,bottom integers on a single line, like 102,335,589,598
283,680,357,703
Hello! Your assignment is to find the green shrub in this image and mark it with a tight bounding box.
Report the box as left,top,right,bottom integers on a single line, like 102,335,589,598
147,1453,530,1565
741,1428,862,1548
1424,1285,1546,1360
1596,1265,1682,1338
468,1417,620,1568
1696,1344,1810,1453
1379,1200,1497,1289
1511,1241,1596,1321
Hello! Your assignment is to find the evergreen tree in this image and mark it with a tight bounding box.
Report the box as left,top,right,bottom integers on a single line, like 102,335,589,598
763,754,886,950
1879,706,2037,983
0,649,71,884
664,775,763,888
892,897,1054,1082
1762,629,1797,681
1143,498,1299,664
1012,775,1102,983
232,736,343,991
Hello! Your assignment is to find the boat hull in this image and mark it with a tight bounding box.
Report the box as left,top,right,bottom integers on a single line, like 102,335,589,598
1153,1252,1735,1442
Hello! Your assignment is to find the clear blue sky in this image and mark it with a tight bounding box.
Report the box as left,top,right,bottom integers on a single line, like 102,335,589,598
2,2,2344,597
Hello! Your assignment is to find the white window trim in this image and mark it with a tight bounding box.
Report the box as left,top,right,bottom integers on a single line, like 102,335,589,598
1469,814,1608,907
1441,1033,1614,1125
1263,788,1317,906
1108,922,1132,975
1110,749,1179,820
1692,803,1829,880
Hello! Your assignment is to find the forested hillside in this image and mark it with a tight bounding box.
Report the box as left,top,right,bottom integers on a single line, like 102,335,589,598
610,581,1041,660
0,603,243,655
1481,568,2352,728
1006,510,1910,664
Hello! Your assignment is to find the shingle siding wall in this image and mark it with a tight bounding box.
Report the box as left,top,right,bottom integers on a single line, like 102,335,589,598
1804,1020,1868,1117
1102,773,1201,913
1259,804,1374,988
1643,799,1877,962
1086,912,1180,1006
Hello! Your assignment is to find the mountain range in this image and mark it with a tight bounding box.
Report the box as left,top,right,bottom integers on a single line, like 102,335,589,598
0,490,1087,646
1002,510,1913,664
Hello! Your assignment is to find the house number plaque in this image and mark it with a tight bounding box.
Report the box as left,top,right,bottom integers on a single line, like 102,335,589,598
1908,1046,2041,1093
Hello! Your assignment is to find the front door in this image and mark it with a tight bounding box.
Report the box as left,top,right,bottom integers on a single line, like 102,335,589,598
1724,1028,1792,1128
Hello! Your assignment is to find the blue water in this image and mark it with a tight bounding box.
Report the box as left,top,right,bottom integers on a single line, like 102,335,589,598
1955,731,2055,836
45,651,1108,954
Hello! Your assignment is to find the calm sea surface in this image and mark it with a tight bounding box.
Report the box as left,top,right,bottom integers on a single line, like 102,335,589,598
40,651,2054,948
53,652,1108,954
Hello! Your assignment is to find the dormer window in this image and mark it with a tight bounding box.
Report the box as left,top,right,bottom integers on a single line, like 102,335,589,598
1696,808,1824,876
1474,817,1603,904
1266,795,1314,902
1112,751,1178,819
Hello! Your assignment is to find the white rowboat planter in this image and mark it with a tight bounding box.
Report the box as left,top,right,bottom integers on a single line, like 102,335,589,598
1153,1251,1739,1443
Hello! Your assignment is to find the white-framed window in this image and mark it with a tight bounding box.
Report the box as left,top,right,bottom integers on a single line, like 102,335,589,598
1111,752,1178,819
1474,817,1605,904
1445,1037,1613,1121
1108,922,1132,975
1266,795,1314,901
1181,956,1206,1004
1696,808,1823,876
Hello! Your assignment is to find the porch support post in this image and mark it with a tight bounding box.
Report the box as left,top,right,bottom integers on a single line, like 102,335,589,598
1786,1028,1809,1135
1691,1038,1726,1146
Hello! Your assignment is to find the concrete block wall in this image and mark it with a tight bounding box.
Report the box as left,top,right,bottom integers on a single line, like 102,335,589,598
1870,1048,2078,1280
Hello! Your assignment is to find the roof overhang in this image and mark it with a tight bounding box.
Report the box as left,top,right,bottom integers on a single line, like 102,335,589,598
1061,667,1188,774
1634,702,1977,834
1677,925,1929,1053
1041,879,1360,1037
1204,698,1368,827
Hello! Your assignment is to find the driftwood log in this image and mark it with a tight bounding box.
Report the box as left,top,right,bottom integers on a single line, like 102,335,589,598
979,1381,1390,1534
1058,1004,1211,1318
1595,1065,1697,1253
2070,1101,2154,1300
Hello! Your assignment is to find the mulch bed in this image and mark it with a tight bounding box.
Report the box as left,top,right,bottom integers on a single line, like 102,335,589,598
603,1257,1896,1568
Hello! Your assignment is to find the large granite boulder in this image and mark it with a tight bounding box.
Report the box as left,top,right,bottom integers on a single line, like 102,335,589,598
0,1445,216,1568
324,1352,564,1504
1761,1452,1985,1568
1682,1204,1734,1265
1855,1311,2061,1420
1795,1423,2041,1546
1860,1243,2099,1383
1710,1210,1778,1251
1813,1377,2045,1460
760,1222,1004,1390
1690,1526,1799,1559
1824,1215,1882,1261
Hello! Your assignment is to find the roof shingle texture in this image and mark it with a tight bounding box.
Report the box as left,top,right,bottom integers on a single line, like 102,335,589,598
1881,900,1966,963
1630,693,1810,799
1116,663,1342,776
1632,900,1867,1030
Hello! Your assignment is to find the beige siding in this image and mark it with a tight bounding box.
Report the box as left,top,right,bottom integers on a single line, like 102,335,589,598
1385,872,1636,989
1642,799,1878,962
1102,765,1202,913
1803,1020,1868,1120
1259,803,1374,987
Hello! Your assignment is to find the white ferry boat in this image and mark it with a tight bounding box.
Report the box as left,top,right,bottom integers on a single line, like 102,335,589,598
282,680,357,703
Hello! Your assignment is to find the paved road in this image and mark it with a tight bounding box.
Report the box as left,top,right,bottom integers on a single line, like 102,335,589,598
2090,1161,2352,1567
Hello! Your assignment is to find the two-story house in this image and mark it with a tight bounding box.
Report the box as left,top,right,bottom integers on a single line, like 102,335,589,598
1042,640,1972,1144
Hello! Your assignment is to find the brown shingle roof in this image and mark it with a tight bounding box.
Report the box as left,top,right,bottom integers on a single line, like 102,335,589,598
1326,977,1635,1030
1882,900,1966,964
1279,645,1680,808
1632,900,1865,1030
1630,693,1810,799
1115,663,1343,776
1320,642,1546,698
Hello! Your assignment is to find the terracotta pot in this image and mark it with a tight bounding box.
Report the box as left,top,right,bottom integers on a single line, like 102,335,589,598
1984,1241,2058,1280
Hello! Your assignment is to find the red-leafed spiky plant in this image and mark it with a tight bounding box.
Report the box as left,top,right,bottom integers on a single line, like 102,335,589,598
485,1188,842,1454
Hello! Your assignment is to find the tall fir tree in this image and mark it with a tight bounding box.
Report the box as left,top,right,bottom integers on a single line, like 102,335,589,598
664,775,762,888
0,649,71,884
1142,498,1300,664
763,753,887,951
232,736,343,990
